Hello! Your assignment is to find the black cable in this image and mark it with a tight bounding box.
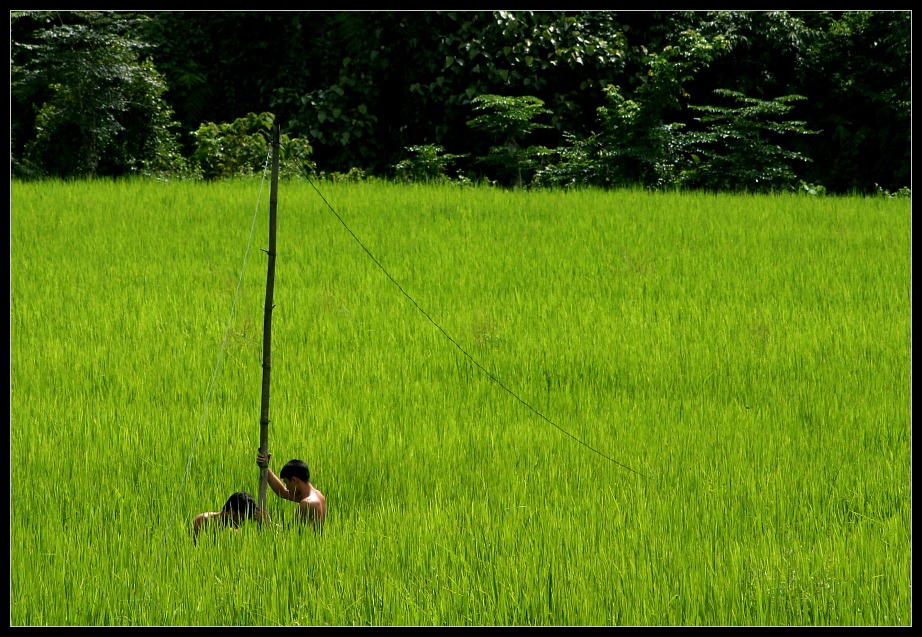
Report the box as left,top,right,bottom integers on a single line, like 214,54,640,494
306,178,648,479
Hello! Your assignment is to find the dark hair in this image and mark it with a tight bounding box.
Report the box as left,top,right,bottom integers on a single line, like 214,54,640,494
280,459,310,483
222,491,257,519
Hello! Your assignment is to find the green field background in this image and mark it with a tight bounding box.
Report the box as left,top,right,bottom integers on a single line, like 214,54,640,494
9,179,911,626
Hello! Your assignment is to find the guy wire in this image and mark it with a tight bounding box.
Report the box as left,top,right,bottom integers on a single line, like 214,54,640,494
305,178,648,479
145,150,273,602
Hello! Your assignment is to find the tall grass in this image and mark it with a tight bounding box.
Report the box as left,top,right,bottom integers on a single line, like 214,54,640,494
10,178,911,626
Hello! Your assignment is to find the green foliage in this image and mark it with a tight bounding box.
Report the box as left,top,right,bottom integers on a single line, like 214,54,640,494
11,11,189,179
873,184,911,199
10,11,911,194
273,77,381,169
798,11,911,193
537,84,817,194
400,11,629,153
190,112,314,181
467,94,554,188
530,132,599,190
593,28,729,189
143,12,631,176
533,92,687,191
534,26,731,191
683,11,814,97
393,145,467,184
554,86,689,190
798,182,827,197
467,95,553,142
317,167,376,183
434,12,628,105
677,89,817,192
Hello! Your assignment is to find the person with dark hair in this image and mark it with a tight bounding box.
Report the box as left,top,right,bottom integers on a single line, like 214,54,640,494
192,490,267,541
256,451,326,532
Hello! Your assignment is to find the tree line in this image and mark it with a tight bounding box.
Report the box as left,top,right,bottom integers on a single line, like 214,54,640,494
10,11,911,195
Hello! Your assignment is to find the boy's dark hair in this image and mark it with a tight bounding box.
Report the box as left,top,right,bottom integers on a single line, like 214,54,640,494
280,459,310,483
222,491,257,519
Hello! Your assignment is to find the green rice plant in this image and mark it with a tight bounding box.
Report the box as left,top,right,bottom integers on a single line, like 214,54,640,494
10,178,910,626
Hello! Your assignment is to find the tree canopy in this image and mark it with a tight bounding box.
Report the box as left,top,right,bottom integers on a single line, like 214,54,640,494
10,10,911,195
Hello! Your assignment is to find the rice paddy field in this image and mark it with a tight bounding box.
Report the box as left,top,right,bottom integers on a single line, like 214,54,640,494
9,178,911,626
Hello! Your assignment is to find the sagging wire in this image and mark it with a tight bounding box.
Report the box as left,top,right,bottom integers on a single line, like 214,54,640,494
305,177,648,479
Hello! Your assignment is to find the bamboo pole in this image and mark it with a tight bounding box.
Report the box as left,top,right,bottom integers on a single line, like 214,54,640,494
257,124,280,512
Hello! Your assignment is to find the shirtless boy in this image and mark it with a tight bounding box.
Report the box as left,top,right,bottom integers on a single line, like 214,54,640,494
256,452,326,532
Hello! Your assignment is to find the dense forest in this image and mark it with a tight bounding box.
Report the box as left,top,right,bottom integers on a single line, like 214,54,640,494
10,11,911,195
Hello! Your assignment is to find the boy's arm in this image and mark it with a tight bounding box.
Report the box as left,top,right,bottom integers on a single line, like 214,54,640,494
266,468,290,499
257,452,291,500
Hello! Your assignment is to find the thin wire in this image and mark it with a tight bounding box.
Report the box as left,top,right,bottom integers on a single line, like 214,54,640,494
305,178,648,479
145,150,273,600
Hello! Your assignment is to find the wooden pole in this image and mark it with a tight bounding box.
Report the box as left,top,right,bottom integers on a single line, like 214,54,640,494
257,124,280,511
